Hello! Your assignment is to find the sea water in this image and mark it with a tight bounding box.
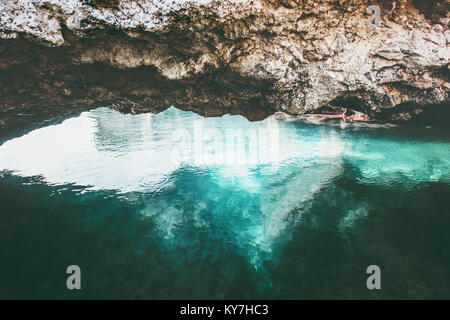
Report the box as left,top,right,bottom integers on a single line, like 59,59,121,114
0,107,449,299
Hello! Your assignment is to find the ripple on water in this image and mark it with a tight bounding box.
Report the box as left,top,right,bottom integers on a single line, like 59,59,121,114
0,107,449,282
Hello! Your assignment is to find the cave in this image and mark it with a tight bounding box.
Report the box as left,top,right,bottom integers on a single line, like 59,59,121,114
0,0,449,302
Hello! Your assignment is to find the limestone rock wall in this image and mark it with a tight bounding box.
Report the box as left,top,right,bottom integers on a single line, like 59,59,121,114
0,0,449,137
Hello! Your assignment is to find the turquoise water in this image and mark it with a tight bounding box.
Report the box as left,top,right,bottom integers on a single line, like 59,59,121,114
0,107,449,299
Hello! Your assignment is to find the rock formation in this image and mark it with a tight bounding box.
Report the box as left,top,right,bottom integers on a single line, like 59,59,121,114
0,0,449,139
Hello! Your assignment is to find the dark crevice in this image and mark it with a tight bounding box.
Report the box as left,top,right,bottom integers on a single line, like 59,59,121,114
377,102,450,127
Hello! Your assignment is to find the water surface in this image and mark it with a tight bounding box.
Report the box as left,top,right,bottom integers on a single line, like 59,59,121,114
0,107,449,299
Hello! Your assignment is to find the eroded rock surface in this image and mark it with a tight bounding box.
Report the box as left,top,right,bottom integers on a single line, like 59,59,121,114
0,0,449,138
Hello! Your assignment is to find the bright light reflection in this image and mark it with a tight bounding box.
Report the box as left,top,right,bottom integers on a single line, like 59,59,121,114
0,107,449,270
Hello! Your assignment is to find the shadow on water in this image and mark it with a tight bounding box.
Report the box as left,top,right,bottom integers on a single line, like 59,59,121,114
0,172,261,300
267,161,450,299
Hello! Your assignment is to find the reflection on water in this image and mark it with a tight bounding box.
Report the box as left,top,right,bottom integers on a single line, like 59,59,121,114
0,107,449,299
